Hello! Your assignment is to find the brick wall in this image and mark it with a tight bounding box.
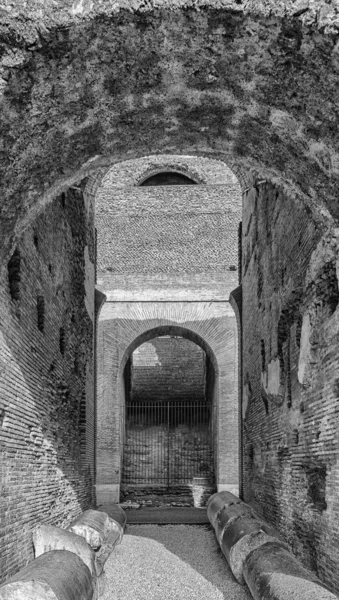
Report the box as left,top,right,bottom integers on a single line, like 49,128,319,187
0,186,95,582
96,184,241,279
131,337,205,402
242,179,339,593
96,301,238,504
95,172,240,504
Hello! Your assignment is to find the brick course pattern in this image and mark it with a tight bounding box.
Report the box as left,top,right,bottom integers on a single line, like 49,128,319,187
0,188,95,583
96,184,241,278
95,173,241,506
242,180,339,594
96,301,238,505
96,155,239,188
131,337,206,402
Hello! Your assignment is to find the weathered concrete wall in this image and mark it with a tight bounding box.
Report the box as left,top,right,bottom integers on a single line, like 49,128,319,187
96,301,238,504
0,186,95,583
242,179,339,593
131,337,206,402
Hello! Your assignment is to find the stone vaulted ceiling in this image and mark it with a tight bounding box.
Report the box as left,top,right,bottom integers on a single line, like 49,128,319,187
0,0,338,261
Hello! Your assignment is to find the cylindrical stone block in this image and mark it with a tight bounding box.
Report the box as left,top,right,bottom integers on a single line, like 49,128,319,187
69,509,124,577
243,542,338,600
33,525,96,576
68,509,123,549
97,504,127,533
221,514,279,561
220,515,287,583
0,550,93,600
207,491,242,529
215,501,255,543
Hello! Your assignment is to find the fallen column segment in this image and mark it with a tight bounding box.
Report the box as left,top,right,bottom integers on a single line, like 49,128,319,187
0,506,126,600
33,525,96,577
0,550,93,600
69,508,124,574
207,491,338,600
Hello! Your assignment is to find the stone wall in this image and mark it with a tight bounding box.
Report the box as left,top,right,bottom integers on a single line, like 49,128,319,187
131,337,206,402
0,186,95,583
242,180,339,593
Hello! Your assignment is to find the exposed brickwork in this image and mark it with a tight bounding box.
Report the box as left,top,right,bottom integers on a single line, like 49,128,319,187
131,337,205,402
96,301,238,505
242,179,339,593
123,337,211,494
94,161,240,506
1,0,339,591
122,423,214,486
97,155,239,188
96,184,241,277
0,187,95,583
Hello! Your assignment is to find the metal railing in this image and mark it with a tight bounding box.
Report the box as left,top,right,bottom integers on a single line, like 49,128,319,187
122,400,214,488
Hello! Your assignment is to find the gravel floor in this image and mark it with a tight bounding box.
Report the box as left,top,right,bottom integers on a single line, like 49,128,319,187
101,525,252,600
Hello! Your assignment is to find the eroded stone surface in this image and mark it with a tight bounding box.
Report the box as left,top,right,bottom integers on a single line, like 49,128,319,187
33,525,96,577
0,7,338,259
0,550,93,600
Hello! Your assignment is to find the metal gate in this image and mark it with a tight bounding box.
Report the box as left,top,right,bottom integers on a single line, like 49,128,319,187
122,400,214,487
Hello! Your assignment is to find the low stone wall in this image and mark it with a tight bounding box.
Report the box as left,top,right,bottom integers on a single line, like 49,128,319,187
0,507,126,600
207,492,339,600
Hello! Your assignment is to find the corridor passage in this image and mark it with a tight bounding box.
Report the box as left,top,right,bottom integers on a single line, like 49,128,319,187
101,525,251,600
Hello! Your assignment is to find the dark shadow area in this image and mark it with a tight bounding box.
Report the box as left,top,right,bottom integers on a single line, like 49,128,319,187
140,171,197,186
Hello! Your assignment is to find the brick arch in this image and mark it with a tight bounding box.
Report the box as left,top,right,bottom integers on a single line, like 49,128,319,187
96,300,239,505
120,324,219,376
135,166,207,187
83,151,249,209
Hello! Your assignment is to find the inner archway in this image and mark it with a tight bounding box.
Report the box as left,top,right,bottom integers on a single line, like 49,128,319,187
121,334,216,507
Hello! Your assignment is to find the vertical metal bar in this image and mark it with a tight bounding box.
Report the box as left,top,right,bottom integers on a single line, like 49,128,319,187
137,402,139,484
140,402,142,484
167,401,170,490
144,402,147,484
145,401,147,484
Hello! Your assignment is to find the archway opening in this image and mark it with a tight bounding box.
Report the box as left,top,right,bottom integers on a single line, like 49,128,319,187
121,333,217,507
140,171,197,186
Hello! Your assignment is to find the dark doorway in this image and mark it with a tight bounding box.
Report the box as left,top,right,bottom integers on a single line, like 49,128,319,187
140,171,197,186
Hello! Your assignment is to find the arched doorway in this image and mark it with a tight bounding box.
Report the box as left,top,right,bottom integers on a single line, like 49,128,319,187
94,155,241,507
121,334,216,506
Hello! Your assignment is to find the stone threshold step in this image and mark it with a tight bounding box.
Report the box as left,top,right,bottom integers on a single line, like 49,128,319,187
125,507,209,524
